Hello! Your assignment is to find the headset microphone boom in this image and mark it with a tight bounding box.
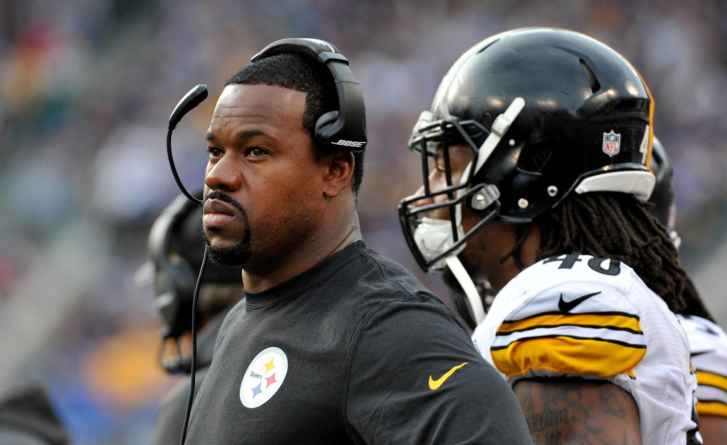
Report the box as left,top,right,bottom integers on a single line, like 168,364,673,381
164,82,210,445
166,84,208,205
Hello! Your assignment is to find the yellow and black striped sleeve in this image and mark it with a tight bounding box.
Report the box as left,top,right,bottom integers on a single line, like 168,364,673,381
681,316,727,418
491,311,646,379
695,370,727,417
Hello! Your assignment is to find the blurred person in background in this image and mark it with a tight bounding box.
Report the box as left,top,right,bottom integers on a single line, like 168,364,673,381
399,28,699,444
0,385,69,445
649,139,727,444
182,37,533,444
139,193,243,445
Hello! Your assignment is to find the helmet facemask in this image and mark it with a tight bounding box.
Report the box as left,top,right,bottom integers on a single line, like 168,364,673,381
398,98,526,273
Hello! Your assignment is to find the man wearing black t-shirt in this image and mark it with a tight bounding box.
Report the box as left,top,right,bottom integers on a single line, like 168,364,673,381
183,38,533,444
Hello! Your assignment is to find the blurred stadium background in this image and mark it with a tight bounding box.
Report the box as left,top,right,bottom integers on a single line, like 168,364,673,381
2,0,727,443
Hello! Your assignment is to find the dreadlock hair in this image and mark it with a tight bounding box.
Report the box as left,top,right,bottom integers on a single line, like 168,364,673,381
534,192,688,313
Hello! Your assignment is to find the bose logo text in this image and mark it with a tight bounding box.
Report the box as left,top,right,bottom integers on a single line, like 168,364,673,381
331,139,366,148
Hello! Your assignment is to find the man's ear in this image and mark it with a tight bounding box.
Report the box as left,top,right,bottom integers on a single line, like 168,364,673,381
320,150,354,198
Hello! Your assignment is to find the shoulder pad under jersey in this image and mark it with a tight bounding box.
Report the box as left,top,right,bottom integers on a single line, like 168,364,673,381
679,314,727,417
474,254,653,380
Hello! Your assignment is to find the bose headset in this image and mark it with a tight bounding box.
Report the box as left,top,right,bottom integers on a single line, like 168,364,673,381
165,37,367,445
148,194,199,340
148,193,203,375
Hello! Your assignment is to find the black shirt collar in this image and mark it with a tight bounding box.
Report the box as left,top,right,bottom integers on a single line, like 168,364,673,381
245,241,365,310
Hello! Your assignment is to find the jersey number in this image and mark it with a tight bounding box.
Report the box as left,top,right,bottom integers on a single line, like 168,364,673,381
543,254,621,276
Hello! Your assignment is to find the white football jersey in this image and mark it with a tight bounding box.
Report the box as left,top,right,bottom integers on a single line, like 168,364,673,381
472,254,698,445
678,314,727,418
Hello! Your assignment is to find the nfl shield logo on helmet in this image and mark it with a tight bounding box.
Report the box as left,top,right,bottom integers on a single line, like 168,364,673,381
602,130,621,157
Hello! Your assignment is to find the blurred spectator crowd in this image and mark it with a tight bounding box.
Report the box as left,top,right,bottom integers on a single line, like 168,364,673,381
2,0,727,443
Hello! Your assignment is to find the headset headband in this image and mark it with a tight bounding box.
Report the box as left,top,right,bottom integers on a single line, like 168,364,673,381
251,37,367,152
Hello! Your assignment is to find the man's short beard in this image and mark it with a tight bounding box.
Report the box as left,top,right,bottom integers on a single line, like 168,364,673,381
206,239,249,266
205,227,252,266
203,191,252,266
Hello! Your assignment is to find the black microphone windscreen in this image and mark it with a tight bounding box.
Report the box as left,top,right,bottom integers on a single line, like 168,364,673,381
168,84,208,130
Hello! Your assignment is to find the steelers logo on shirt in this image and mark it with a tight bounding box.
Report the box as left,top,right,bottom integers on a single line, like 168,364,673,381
239,346,289,409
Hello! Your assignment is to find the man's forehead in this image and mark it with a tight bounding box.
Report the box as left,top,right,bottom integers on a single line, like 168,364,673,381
206,84,307,141
213,84,306,119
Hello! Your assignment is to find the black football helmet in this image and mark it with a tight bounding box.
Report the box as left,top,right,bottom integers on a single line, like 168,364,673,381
399,27,657,271
648,138,681,248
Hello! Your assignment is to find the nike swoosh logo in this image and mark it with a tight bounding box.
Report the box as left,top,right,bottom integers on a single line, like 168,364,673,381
558,291,601,313
428,362,468,390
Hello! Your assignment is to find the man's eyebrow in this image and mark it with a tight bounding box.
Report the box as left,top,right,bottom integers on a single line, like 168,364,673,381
205,129,269,144
235,129,267,144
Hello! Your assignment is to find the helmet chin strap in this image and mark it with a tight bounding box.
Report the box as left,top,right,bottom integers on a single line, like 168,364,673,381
445,256,486,325
414,98,528,322
432,100,528,325
441,224,529,328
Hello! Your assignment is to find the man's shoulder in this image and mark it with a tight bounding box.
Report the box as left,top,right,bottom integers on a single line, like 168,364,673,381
354,245,431,292
351,246,444,307
485,253,671,341
679,314,727,363
473,253,679,381
342,245,457,324
497,253,670,313
678,315,727,418
214,298,247,348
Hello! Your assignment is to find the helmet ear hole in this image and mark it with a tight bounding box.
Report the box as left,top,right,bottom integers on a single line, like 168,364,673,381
478,140,525,183
517,143,553,174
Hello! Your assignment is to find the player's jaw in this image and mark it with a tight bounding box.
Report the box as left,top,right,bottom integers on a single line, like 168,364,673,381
203,192,252,265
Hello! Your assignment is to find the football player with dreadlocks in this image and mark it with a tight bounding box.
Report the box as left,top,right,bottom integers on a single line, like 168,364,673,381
399,28,700,444
649,139,727,444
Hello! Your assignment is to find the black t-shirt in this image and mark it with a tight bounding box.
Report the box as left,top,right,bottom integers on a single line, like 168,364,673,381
184,241,533,444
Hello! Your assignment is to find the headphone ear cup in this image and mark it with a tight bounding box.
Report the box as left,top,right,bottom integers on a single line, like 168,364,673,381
156,257,197,338
169,256,197,300
153,266,179,337
314,110,340,142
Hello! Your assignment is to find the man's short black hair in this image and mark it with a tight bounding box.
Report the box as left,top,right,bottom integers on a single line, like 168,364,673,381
226,53,364,193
